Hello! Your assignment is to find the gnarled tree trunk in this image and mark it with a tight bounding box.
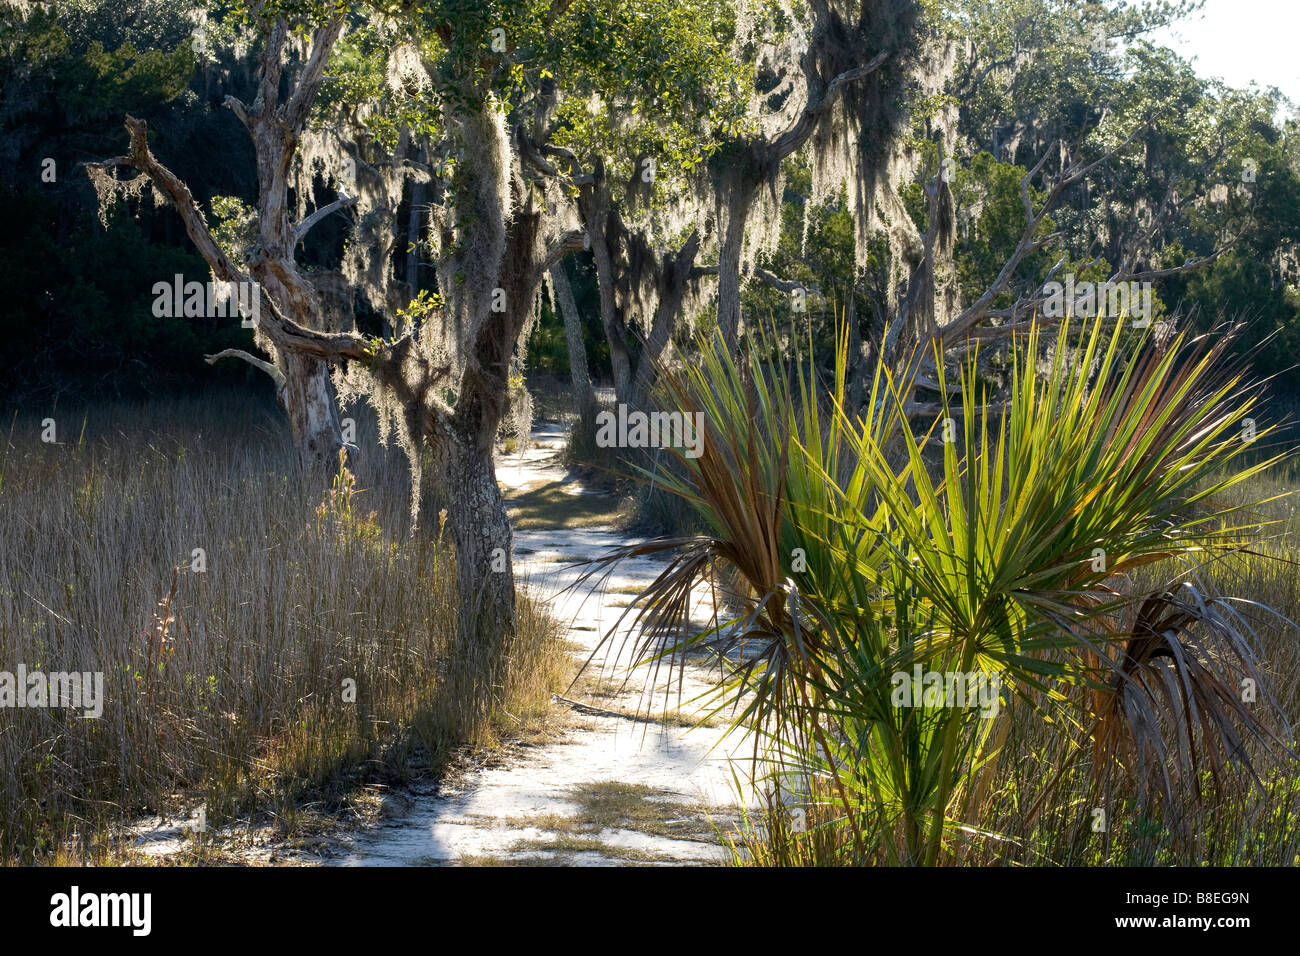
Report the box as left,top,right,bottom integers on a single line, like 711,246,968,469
280,351,343,471
92,14,351,477
715,173,758,349
627,229,703,411
441,433,514,649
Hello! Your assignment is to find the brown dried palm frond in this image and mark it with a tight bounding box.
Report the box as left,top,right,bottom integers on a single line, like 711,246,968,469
1089,574,1295,832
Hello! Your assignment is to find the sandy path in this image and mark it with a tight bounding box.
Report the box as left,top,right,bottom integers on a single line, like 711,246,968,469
319,422,753,866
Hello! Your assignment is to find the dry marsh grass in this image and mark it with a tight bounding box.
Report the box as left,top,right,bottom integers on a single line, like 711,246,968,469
0,390,570,863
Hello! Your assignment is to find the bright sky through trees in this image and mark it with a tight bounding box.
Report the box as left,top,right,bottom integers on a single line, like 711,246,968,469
1151,0,1300,104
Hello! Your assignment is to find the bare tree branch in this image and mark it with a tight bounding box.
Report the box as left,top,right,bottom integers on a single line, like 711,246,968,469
944,123,1146,343
913,373,963,395
90,117,388,371
753,266,820,297
293,193,357,243
205,348,287,391
770,51,890,161
529,142,595,186
538,229,589,276
254,16,288,117
94,116,248,286
281,14,347,135
904,401,1008,420
224,95,252,130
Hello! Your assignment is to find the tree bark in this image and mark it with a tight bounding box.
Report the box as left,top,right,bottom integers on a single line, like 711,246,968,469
433,109,548,650
711,47,892,350
250,265,342,473
550,260,596,421
627,229,702,411
442,436,514,657
281,350,343,473
91,14,349,476
234,13,348,473
406,173,425,302
401,137,428,316
578,173,634,404
715,174,757,349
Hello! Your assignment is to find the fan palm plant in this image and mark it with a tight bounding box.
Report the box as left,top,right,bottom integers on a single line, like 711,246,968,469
577,314,1295,865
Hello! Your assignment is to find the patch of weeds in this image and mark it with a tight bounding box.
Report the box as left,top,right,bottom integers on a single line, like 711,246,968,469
496,780,729,846
570,781,719,842
647,708,723,729
457,850,573,867
571,674,628,700
532,553,587,564
510,835,709,864
506,481,628,530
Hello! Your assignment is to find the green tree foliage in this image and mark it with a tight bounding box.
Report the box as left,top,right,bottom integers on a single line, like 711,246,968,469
6,0,1300,400
945,0,1300,383
740,1,1300,390
0,188,238,397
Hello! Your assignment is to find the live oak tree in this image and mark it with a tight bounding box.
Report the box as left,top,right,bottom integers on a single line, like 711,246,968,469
880,0,1250,416
79,0,1281,660
564,0,938,405
88,0,354,473
708,0,904,349
116,0,763,660
341,0,757,646
708,1,1238,419
83,0,756,660
546,259,596,425
554,0,907,412
537,0,749,412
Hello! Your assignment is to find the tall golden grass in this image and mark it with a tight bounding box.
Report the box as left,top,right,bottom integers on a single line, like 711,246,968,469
0,390,568,863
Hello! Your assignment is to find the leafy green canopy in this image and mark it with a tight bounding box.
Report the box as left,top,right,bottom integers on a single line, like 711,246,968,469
349,0,750,194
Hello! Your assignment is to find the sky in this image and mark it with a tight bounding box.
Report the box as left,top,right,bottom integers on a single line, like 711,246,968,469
1147,0,1300,105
